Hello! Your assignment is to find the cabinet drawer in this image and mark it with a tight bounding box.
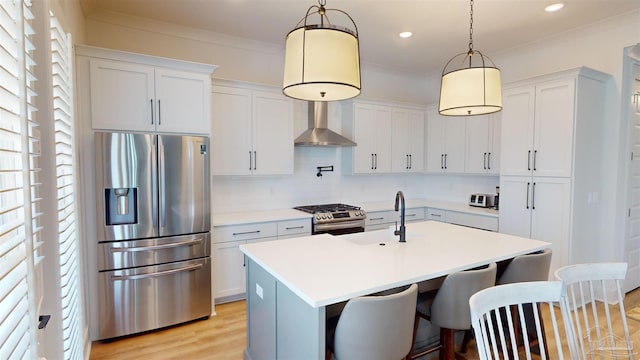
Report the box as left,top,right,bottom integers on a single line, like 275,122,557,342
278,219,311,238
365,211,393,226
213,222,278,243
445,212,498,232
426,208,446,221
393,208,425,223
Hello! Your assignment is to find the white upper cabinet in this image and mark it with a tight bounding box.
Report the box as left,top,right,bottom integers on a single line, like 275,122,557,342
391,108,425,173
465,113,501,175
87,55,213,134
500,79,576,177
343,102,393,174
425,108,466,173
211,83,293,176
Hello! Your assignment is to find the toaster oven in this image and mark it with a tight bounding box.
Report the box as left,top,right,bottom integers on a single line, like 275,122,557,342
469,193,494,208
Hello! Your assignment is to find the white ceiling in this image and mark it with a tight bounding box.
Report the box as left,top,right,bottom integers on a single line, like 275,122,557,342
78,0,640,74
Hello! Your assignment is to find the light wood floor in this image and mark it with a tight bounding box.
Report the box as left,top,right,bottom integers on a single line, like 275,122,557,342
90,288,640,360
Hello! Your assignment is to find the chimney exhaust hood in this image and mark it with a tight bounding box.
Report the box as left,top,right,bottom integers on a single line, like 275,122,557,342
294,101,356,147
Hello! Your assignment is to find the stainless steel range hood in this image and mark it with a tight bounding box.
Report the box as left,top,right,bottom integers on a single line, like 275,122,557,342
294,101,356,147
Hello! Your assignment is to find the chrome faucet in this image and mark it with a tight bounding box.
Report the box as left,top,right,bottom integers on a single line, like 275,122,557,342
394,190,406,242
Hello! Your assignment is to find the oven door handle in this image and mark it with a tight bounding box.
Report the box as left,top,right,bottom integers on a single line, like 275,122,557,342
314,219,365,232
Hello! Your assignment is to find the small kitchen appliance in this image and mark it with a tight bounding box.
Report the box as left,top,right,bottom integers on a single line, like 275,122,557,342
469,193,494,208
294,203,366,235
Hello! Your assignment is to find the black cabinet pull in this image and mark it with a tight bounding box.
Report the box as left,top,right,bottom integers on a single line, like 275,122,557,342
158,99,162,125
487,152,491,170
483,152,487,170
253,151,257,170
249,151,252,170
371,154,375,170
150,99,154,125
532,182,536,210
533,150,537,171
444,154,448,169
526,182,531,209
527,150,531,171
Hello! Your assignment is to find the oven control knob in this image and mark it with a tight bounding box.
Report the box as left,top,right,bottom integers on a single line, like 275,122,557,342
315,214,321,221
321,214,327,219
327,214,333,219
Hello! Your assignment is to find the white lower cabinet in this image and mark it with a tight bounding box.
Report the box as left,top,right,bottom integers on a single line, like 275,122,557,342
365,210,395,231
499,176,571,278
366,208,425,231
426,207,498,232
212,219,311,303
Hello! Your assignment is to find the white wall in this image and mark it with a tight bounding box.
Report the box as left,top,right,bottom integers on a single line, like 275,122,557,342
80,8,640,260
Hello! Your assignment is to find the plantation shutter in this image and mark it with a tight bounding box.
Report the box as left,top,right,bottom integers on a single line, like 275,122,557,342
0,0,39,358
50,11,83,359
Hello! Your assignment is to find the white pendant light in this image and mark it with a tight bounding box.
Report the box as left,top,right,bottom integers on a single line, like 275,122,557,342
283,0,361,102
439,0,502,116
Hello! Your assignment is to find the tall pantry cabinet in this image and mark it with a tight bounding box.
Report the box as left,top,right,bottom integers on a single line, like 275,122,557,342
499,67,611,278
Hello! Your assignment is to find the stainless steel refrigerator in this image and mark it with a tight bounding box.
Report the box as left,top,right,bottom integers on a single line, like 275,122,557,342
94,132,211,339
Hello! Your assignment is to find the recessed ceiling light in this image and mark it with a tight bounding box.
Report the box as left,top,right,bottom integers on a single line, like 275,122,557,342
545,3,564,12
399,32,412,38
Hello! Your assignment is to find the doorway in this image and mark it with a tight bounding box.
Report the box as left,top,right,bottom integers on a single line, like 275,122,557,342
624,47,640,292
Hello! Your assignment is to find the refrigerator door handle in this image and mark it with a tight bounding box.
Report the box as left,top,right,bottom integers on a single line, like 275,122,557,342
158,138,166,229
110,263,203,281
109,238,203,253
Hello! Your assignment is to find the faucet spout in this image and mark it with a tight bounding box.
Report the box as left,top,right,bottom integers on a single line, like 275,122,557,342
394,190,406,242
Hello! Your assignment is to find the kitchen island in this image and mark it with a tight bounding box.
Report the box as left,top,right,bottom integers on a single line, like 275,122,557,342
239,220,551,360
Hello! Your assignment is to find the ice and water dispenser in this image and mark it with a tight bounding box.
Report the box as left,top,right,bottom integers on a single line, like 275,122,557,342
104,187,137,225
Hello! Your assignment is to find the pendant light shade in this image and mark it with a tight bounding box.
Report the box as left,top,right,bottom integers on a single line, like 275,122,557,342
439,0,502,116
283,1,361,102
439,51,502,116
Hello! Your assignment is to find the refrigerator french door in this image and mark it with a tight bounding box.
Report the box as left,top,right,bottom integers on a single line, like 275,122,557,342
94,132,211,339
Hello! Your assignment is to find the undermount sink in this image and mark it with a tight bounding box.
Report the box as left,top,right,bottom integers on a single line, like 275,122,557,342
345,226,421,245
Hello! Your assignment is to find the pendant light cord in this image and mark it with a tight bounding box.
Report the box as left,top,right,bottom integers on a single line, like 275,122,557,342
468,0,474,54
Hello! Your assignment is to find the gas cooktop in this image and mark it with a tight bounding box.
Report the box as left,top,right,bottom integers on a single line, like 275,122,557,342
294,203,366,225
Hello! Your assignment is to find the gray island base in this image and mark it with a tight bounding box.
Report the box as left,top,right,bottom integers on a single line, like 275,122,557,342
239,220,551,360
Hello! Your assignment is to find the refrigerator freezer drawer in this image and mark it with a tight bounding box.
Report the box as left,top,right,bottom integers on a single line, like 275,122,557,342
97,257,212,340
98,232,211,271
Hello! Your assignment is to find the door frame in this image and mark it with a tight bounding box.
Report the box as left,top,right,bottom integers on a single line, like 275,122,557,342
621,44,640,293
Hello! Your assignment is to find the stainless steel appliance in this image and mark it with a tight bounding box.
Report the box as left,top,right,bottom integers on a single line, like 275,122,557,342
469,193,494,208
94,132,211,339
294,203,366,235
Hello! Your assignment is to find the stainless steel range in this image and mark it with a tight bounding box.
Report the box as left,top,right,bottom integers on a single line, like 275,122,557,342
294,203,366,235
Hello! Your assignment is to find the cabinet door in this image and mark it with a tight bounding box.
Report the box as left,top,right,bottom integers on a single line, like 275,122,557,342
252,90,294,175
426,110,446,173
352,104,379,174
501,86,536,176
444,117,466,173
498,176,533,238
533,79,575,177
211,86,253,175
465,114,491,174
391,109,411,172
89,59,155,131
154,68,211,134
529,177,571,278
352,104,392,173
408,110,425,172
213,240,246,300
488,114,501,175
373,107,393,173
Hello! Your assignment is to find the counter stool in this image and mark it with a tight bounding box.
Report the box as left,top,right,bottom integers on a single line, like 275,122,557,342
496,248,552,357
326,283,418,360
409,263,497,360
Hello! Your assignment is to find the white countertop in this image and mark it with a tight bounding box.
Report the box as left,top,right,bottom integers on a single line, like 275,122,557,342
213,199,497,227
239,221,549,308
360,199,499,218
212,208,311,226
